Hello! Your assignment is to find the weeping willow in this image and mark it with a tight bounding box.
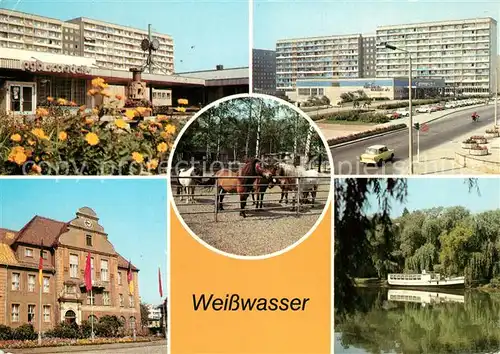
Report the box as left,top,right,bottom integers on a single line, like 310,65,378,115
405,243,437,273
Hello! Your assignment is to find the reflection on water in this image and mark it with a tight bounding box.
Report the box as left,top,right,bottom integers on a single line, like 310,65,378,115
335,288,500,354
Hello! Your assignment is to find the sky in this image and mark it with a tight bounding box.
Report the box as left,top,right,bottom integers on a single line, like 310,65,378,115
0,0,249,72
253,0,500,51
366,178,500,218
0,178,167,305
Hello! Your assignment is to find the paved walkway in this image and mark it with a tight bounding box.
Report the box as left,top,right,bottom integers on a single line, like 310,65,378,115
413,123,500,175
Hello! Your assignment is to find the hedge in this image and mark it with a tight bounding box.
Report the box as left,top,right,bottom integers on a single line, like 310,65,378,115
376,98,448,110
311,110,390,124
328,123,407,146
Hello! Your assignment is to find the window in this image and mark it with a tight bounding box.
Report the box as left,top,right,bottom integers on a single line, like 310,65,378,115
118,272,122,285
101,259,108,281
25,248,33,257
43,306,50,322
119,294,124,307
42,251,48,260
69,254,78,278
28,304,35,323
11,273,20,291
86,235,92,246
87,292,95,305
103,291,110,305
43,277,49,293
129,295,134,307
11,304,19,322
28,274,35,292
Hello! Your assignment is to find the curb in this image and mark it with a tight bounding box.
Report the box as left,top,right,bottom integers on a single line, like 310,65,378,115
329,103,491,148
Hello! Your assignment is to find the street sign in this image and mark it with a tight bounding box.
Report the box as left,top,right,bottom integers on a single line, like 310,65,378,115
421,123,429,132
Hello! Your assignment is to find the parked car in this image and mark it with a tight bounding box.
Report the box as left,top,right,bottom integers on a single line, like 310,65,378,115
359,145,395,167
395,109,410,117
416,106,430,113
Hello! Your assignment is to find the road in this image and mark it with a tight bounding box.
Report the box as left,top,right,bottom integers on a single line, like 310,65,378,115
331,104,498,175
7,340,166,354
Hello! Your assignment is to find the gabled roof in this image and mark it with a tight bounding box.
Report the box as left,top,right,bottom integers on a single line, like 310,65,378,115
0,228,18,245
0,244,19,266
14,216,68,247
117,254,139,271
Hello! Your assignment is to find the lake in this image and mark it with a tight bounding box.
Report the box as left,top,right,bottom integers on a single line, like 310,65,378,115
335,287,500,354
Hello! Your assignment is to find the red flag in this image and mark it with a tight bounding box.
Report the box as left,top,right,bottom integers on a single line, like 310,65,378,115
38,240,44,286
84,252,92,292
158,267,163,298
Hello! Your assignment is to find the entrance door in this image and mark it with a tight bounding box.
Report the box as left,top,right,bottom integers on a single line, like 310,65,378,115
7,82,36,114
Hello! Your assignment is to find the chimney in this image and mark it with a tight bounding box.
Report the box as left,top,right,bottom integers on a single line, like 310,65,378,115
216,65,223,70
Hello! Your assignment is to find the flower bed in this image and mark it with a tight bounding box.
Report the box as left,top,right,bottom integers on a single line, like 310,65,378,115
0,336,161,349
470,135,488,144
0,78,184,175
327,124,407,146
469,145,489,156
461,138,478,149
485,127,499,138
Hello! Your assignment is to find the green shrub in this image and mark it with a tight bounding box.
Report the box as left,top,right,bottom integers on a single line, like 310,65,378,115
95,315,123,338
327,124,407,146
0,324,13,340
45,322,80,339
12,323,37,340
323,110,390,124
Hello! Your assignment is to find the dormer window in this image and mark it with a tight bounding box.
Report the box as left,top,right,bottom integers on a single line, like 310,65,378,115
25,248,33,257
86,234,92,247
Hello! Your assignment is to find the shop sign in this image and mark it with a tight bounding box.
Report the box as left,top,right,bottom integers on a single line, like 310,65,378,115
21,60,91,75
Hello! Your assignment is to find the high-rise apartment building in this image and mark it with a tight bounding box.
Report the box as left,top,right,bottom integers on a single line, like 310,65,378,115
68,17,174,74
275,34,362,92
376,17,498,95
252,49,276,95
0,9,174,75
361,34,377,78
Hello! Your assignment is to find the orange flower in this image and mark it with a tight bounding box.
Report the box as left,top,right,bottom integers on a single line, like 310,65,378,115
79,105,86,111
157,114,168,122
131,152,144,164
136,107,147,115
36,108,49,117
115,94,123,100
177,98,188,105
91,77,108,89
146,159,159,170
85,118,94,126
115,119,127,129
7,146,27,165
47,97,54,102
85,132,99,146
27,139,35,146
10,134,21,142
92,108,99,115
175,107,186,113
70,101,77,106
125,110,136,119
164,124,176,135
31,128,49,140
58,131,68,141
57,98,67,105
157,142,168,153
31,164,42,174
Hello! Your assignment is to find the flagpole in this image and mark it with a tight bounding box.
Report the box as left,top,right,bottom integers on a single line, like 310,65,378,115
38,281,42,345
91,289,94,341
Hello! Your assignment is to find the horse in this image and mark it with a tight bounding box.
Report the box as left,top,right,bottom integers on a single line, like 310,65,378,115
214,158,276,218
177,165,204,204
251,176,278,209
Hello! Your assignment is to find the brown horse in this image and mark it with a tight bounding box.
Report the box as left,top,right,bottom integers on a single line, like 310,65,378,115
215,158,275,218
251,176,277,209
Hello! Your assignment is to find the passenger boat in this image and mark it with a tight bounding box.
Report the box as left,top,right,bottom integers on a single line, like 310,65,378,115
387,289,465,305
387,270,465,288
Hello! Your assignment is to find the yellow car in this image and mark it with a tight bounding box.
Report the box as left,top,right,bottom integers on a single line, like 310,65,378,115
359,145,395,166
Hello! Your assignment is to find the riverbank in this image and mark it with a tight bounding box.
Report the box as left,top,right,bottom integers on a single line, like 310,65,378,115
354,278,388,287
354,277,500,292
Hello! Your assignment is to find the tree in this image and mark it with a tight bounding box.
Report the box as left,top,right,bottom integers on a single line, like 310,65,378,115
140,302,149,328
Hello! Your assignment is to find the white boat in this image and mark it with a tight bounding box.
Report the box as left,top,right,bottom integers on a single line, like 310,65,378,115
387,289,465,305
387,270,465,288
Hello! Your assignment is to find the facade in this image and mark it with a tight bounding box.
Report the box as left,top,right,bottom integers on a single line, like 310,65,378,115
376,17,498,96
252,49,276,95
0,207,140,332
275,34,362,93
146,304,162,328
361,35,377,78
0,9,174,75
294,77,445,104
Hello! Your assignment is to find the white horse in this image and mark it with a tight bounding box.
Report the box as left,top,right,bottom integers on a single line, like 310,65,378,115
178,166,204,204
275,162,328,207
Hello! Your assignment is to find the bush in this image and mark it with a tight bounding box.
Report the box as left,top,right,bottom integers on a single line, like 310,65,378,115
12,324,37,340
376,98,448,110
0,324,13,340
323,110,390,124
95,316,123,338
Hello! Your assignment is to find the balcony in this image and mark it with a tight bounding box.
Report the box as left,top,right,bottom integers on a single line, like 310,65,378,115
79,280,106,291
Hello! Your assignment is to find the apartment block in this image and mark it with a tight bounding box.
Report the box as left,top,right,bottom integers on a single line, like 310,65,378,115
376,17,498,95
68,17,174,74
252,49,276,95
361,34,377,78
275,34,363,92
0,9,174,75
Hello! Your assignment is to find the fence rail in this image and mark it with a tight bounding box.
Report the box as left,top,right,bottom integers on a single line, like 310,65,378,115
170,175,331,221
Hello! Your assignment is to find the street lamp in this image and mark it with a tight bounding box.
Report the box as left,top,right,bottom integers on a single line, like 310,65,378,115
380,42,413,174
